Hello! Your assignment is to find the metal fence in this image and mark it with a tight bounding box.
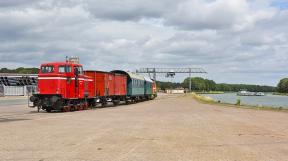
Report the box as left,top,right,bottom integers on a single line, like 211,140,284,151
26,85,38,95
0,85,4,97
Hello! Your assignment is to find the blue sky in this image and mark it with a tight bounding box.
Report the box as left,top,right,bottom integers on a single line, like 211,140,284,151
272,0,288,9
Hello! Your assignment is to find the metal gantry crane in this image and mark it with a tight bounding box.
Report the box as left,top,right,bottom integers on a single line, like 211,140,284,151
136,68,207,92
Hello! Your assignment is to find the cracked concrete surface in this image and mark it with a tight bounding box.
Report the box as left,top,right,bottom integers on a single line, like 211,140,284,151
0,94,288,161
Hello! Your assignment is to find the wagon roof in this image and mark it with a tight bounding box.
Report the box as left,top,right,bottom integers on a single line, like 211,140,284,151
112,70,144,80
84,70,111,74
144,77,153,82
127,72,145,80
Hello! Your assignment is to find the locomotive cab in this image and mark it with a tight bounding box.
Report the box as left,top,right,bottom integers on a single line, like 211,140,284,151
30,62,89,112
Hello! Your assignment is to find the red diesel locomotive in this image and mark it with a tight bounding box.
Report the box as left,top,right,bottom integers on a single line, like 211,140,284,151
30,58,156,112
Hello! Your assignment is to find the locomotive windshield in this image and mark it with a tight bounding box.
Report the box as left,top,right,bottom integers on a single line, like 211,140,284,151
58,65,72,73
41,66,54,73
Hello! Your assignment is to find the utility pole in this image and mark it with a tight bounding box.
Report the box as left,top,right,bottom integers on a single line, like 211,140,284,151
153,68,156,81
189,68,192,93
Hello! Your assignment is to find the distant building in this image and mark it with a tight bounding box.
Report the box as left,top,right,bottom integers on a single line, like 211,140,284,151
166,88,185,94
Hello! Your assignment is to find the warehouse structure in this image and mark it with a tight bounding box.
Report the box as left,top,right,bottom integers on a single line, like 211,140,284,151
0,73,37,96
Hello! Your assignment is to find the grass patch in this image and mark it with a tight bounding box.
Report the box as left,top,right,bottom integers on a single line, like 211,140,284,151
188,93,288,112
195,91,225,94
189,93,215,103
273,92,288,96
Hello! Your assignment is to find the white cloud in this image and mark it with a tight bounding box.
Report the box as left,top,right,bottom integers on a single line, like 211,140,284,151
0,0,287,85
165,0,276,31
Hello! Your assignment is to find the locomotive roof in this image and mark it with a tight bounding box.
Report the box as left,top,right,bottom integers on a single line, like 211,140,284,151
41,62,82,66
112,70,144,80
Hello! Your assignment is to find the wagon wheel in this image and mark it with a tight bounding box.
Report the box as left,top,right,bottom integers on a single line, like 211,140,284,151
46,108,52,113
113,101,119,106
83,102,88,110
101,102,106,108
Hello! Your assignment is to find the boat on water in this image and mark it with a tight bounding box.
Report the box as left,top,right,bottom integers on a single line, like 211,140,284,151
237,90,265,96
255,92,265,96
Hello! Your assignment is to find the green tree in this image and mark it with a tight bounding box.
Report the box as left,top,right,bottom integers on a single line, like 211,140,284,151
182,77,216,91
277,78,288,93
0,67,39,74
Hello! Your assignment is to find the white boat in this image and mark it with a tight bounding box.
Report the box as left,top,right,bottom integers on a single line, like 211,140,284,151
237,90,265,96
255,92,265,96
237,90,255,96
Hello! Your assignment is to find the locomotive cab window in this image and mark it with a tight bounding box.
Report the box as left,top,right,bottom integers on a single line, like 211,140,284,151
59,65,72,73
41,66,54,73
74,66,83,75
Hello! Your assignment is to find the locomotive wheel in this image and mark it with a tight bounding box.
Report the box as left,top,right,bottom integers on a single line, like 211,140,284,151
62,106,70,112
46,108,52,113
79,104,83,110
70,106,75,111
43,105,52,112
76,105,80,111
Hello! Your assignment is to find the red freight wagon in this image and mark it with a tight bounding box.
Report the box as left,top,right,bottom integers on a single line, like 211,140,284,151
84,71,114,97
84,71,127,105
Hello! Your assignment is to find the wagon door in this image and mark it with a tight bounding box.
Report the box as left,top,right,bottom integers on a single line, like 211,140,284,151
108,74,115,96
105,73,114,96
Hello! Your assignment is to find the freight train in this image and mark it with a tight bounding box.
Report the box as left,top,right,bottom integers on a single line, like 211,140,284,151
29,59,157,112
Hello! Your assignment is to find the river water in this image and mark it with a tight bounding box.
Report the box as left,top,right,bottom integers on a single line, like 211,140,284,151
202,93,288,109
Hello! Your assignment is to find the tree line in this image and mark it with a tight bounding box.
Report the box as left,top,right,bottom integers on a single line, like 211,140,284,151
1,67,285,93
215,83,276,92
157,77,277,92
0,67,39,74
